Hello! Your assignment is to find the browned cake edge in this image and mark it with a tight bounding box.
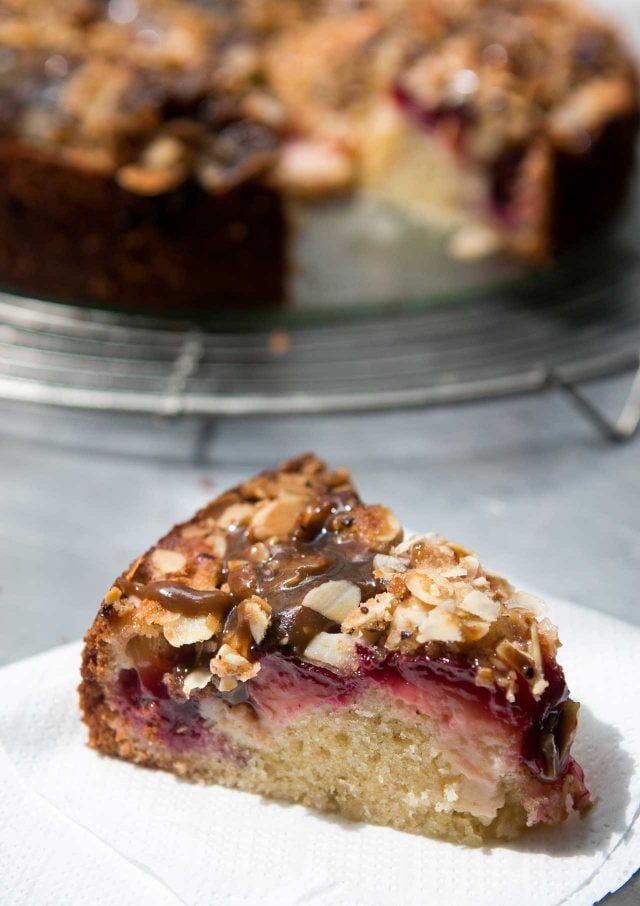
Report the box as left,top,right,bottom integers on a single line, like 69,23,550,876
0,141,286,311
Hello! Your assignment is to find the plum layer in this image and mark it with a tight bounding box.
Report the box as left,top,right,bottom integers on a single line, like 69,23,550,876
111,643,589,825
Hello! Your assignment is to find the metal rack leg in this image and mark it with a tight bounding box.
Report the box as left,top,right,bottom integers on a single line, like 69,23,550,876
552,355,640,443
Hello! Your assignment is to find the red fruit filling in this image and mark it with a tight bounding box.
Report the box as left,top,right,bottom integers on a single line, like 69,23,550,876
116,663,248,762
114,643,580,784
392,82,527,226
392,82,472,156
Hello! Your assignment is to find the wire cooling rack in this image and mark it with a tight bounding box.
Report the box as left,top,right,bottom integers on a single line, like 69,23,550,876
0,235,639,442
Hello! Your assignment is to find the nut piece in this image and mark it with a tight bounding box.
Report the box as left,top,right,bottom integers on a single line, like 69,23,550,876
242,595,272,644
342,592,396,634
210,642,260,691
415,608,463,644
183,668,213,698
405,569,450,607
275,139,355,196
507,591,547,616
103,586,122,605
459,590,500,622
303,631,358,670
372,553,408,579
150,548,187,575
387,600,463,647
354,505,402,548
302,579,361,623
386,601,428,648
217,502,256,530
163,614,218,647
250,496,306,541
496,640,536,676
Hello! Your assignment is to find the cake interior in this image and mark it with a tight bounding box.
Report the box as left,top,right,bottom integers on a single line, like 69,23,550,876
84,623,588,845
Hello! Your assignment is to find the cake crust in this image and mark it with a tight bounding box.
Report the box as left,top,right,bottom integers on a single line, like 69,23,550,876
80,454,590,844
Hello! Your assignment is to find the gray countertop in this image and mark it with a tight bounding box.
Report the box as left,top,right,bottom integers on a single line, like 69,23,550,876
1,376,638,903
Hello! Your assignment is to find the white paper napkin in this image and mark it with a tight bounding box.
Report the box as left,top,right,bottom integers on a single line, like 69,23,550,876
1,593,639,906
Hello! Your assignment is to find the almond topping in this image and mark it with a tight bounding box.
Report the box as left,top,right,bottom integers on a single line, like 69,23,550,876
405,569,449,607
183,668,212,698
250,496,306,541
342,592,395,634
163,613,218,648
302,579,361,623
416,608,463,644
459,589,500,622
103,586,122,605
507,591,547,616
217,502,256,530
151,548,187,575
303,632,358,670
242,595,271,644
496,640,536,677
210,643,260,685
463,620,491,642
372,553,408,578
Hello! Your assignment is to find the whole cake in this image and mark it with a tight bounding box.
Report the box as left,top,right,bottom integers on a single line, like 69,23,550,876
0,0,637,310
80,454,590,843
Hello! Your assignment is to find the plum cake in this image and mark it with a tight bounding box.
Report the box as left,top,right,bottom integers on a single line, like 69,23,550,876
0,1,637,309
80,454,590,844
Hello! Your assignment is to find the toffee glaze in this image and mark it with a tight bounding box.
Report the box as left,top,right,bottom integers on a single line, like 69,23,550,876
117,489,385,655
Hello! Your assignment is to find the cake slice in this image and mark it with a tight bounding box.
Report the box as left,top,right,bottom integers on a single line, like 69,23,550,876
80,454,590,844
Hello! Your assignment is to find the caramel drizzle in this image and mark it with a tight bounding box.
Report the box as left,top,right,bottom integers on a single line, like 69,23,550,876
116,578,237,619
116,490,385,655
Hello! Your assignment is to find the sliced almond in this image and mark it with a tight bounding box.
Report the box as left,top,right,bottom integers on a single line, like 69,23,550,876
462,620,491,642
151,548,186,575
459,554,481,577
181,523,211,540
507,591,547,616
275,138,355,196
241,595,271,644
496,640,536,676
342,591,395,634
303,631,358,670
183,668,213,698
386,600,433,648
203,532,227,559
355,503,402,547
210,643,260,684
459,589,500,622
302,579,361,623
217,502,256,530
372,553,408,579
163,614,217,647
250,495,306,541
405,569,449,607
440,566,468,579
416,608,463,643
